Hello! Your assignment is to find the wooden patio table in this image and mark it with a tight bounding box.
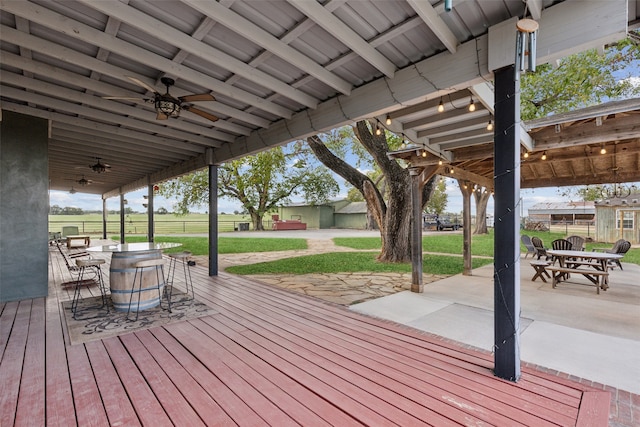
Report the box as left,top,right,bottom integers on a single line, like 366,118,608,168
546,249,623,293
87,242,181,311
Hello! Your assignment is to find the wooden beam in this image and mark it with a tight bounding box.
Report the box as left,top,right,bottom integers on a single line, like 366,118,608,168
407,0,458,53
287,0,396,78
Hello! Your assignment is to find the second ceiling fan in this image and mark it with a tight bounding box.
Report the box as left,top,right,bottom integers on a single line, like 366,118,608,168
105,76,218,123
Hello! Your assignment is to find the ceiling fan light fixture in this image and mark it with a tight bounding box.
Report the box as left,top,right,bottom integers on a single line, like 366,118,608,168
155,98,181,117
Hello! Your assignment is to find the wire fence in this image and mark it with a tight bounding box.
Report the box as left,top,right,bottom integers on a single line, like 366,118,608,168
48,220,270,235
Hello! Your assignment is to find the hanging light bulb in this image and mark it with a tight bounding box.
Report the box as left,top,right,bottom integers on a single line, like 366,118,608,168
486,120,493,131
468,97,475,112
422,150,427,158
449,167,454,174
375,121,382,136
385,114,391,126
438,159,443,166
541,151,547,160
600,146,607,155
437,97,444,113
523,151,529,158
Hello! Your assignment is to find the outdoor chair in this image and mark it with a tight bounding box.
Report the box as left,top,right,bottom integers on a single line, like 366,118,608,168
55,242,97,286
594,239,632,270
530,236,549,260
521,235,536,259
566,235,585,251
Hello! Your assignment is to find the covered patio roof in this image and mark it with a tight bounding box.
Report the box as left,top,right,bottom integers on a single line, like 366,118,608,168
390,97,640,190
1,0,637,197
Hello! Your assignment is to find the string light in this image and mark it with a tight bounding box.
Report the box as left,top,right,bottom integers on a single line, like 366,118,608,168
541,151,547,160
486,120,493,131
468,97,475,112
375,120,382,136
385,114,391,125
438,159,443,166
437,97,445,113
600,145,607,155
422,150,427,157
523,151,529,158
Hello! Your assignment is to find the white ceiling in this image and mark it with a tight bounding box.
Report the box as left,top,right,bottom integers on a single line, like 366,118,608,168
1,0,637,197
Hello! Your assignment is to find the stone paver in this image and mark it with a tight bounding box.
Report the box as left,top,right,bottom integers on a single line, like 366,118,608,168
192,238,450,305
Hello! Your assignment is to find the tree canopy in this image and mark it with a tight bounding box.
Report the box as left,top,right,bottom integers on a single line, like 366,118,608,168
521,41,640,120
158,144,339,230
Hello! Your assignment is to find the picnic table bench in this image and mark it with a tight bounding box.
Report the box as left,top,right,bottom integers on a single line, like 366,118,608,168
545,266,609,294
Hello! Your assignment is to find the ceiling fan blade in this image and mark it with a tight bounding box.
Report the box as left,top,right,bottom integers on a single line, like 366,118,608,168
183,105,219,122
127,76,159,94
179,93,215,103
156,111,169,120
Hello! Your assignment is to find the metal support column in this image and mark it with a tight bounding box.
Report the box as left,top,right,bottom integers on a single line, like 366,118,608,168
119,192,126,244
493,64,521,381
147,184,154,242
208,164,219,276
102,197,107,239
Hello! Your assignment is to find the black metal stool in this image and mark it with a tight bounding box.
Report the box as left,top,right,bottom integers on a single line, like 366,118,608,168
72,258,109,319
167,251,194,300
127,258,170,321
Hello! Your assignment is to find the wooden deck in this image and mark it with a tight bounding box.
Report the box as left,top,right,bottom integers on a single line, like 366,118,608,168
1,246,616,425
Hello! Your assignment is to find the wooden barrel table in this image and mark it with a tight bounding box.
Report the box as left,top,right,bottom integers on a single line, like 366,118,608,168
110,249,164,311
87,242,182,312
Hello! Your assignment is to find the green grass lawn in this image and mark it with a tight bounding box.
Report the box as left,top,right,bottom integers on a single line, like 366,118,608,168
117,235,307,254
226,252,493,275
109,232,639,276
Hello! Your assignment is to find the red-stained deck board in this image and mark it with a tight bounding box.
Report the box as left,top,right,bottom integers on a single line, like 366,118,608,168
118,332,206,426
198,313,468,426
15,298,46,425
576,391,611,426
44,293,76,427
204,273,581,425
84,340,142,427
134,329,237,427
66,341,110,426
101,337,173,427
165,319,321,427
185,316,369,427
203,286,566,426
0,300,32,427
186,316,393,427
149,327,269,426
0,301,19,359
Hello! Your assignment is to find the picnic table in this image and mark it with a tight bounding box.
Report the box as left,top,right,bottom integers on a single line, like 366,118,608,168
545,249,623,294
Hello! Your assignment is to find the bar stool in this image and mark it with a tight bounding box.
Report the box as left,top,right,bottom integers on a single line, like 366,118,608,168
127,258,170,321
167,251,194,300
72,258,109,320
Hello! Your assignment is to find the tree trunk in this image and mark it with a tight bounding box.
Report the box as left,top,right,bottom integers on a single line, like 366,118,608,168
474,188,491,234
308,122,436,263
250,210,264,231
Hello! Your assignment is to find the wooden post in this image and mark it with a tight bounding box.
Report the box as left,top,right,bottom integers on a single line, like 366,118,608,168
493,64,521,382
410,167,423,293
458,180,473,275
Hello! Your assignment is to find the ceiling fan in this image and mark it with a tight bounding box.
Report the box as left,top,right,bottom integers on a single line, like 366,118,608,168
90,157,111,173
104,76,218,123
66,175,102,186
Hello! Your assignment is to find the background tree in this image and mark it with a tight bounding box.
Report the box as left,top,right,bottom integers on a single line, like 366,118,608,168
158,145,339,230
521,41,640,120
424,177,448,216
472,186,492,234
308,121,436,262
